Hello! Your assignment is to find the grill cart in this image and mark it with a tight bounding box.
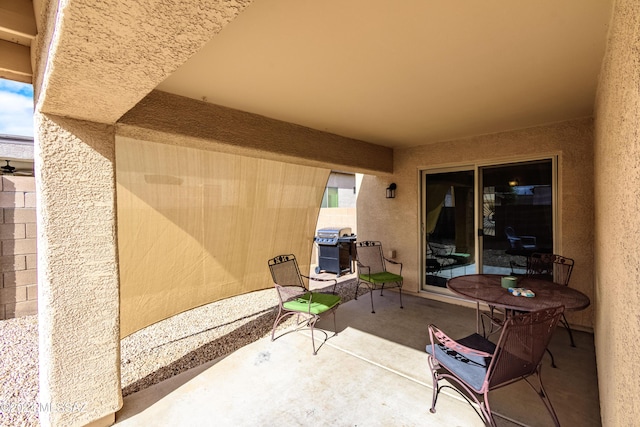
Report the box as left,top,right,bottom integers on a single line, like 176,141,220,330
314,227,357,277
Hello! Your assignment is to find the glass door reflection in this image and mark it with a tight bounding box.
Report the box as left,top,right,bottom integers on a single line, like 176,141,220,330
480,160,554,275
423,170,475,290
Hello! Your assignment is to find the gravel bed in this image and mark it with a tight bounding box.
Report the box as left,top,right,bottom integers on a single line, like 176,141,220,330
0,315,39,427
0,278,362,426
121,278,361,395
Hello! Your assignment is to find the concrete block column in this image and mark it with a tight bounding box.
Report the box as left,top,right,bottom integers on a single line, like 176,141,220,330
0,175,38,319
35,112,121,426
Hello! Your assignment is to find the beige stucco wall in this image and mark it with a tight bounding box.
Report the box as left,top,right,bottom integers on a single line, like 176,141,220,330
593,0,640,424
357,118,595,331
118,90,394,176
35,113,121,426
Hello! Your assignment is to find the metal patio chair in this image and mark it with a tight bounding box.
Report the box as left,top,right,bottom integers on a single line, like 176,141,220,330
354,241,403,313
426,306,565,427
504,226,537,250
268,254,341,355
527,253,576,347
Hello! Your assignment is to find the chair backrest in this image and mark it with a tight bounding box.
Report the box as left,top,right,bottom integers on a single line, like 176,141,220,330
486,306,564,390
527,253,574,286
504,226,516,239
268,254,306,290
355,241,386,274
504,226,520,248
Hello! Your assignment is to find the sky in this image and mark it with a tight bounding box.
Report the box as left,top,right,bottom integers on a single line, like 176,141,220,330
0,78,34,137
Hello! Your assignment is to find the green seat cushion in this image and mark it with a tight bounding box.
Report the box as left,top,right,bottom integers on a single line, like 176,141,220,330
359,272,403,284
451,252,470,259
283,292,341,314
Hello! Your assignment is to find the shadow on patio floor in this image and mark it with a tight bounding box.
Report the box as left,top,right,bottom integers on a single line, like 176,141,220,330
116,288,600,427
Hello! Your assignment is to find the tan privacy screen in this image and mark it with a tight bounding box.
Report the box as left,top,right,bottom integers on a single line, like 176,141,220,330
116,137,330,337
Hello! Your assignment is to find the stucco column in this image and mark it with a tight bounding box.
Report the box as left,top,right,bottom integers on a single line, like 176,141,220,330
35,112,121,426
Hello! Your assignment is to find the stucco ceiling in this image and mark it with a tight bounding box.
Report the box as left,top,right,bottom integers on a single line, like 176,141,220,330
157,0,613,149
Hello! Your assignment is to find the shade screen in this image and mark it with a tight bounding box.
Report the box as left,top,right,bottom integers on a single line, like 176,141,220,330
116,137,330,337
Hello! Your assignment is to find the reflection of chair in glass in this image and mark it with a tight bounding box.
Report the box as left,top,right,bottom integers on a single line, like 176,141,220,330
528,253,576,347
427,242,455,267
428,241,471,278
426,242,455,286
426,306,565,427
425,242,445,285
505,226,537,250
354,241,403,313
268,254,341,355
425,257,443,287
505,226,538,274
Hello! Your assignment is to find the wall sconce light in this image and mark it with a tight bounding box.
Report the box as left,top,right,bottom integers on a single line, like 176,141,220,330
386,183,397,199
508,179,519,187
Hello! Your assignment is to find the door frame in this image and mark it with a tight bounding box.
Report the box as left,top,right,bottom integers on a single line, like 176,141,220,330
419,155,559,294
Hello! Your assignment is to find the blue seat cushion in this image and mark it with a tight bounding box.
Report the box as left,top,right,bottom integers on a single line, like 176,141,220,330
426,333,495,392
283,292,341,315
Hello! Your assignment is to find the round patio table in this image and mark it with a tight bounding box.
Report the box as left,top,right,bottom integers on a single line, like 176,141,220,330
447,274,590,312
448,274,591,367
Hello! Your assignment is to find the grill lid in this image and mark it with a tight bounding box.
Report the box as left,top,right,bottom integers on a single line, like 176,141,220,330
316,227,352,238
315,227,355,245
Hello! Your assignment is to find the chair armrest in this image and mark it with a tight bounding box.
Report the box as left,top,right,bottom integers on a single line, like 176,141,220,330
274,283,306,304
356,261,371,275
384,258,403,276
428,324,493,358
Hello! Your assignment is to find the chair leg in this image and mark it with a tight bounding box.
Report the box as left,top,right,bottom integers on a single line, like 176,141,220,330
332,310,338,337
428,364,491,426
525,368,561,427
481,392,498,427
546,348,557,368
311,310,340,355
378,282,404,309
309,318,318,355
271,308,284,341
369,288,375,313
427,356,441,414
561,314,576,347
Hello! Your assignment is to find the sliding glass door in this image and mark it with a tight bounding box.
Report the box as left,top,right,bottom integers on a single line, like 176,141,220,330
480,160,554,275
422,169,475,290
421,159,555,293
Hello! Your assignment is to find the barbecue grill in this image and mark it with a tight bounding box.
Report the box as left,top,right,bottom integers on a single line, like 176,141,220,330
314,227,357,277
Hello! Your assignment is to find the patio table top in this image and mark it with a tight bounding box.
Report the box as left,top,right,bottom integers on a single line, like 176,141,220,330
447,274,590,312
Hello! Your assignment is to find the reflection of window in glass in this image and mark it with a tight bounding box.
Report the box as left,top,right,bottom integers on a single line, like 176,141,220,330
321,187,339,208
497,185,552,206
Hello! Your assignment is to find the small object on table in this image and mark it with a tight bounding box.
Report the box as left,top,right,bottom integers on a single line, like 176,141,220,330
508,287,535,298
501,276,518,288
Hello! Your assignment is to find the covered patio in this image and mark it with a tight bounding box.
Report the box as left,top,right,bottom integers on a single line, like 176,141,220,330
1,1,638,426
115,285,599,426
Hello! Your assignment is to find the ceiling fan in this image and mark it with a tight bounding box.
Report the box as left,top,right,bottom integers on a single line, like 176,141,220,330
1,160,34,176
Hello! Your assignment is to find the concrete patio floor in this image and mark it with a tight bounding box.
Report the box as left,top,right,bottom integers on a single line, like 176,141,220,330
115,288,600,426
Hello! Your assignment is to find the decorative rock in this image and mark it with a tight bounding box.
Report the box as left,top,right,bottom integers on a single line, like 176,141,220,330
0,278,363,425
